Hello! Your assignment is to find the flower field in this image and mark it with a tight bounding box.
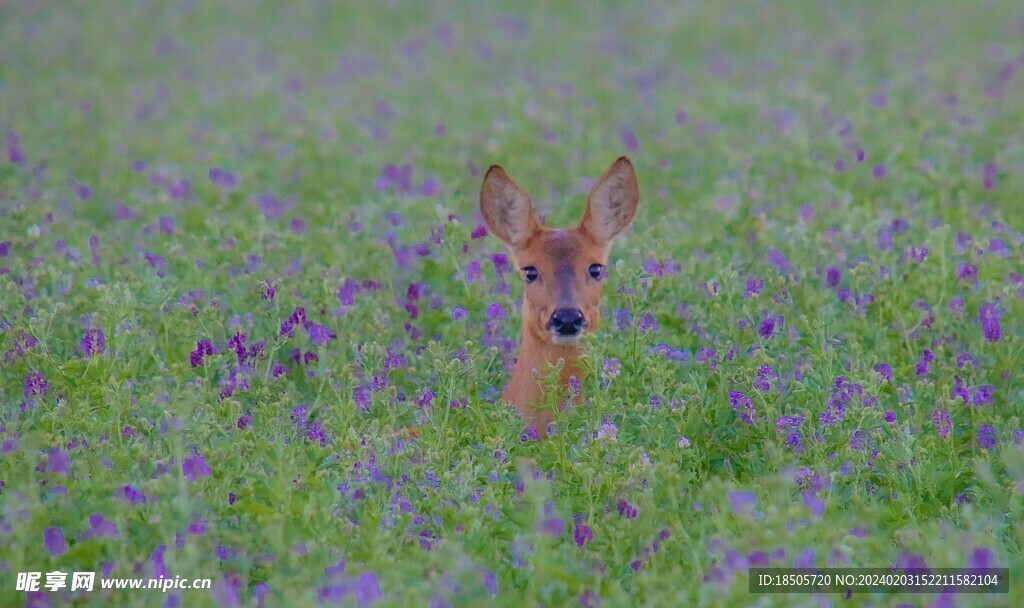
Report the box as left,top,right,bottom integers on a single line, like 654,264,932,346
1,1,1023,606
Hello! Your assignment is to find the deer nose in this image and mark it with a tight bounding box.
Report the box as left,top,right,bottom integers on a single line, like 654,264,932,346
550,308,585,336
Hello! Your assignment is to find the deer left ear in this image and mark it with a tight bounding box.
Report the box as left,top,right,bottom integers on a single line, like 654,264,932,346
480,165,540,248
580,156,639,243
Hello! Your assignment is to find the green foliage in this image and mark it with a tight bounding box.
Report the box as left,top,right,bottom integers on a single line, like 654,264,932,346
1,1,1022,607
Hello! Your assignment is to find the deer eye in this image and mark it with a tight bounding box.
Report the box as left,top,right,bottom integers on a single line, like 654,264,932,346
588,264,604,279
523,266,539,283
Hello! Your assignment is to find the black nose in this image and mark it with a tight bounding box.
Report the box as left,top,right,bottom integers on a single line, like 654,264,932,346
550,308,585,336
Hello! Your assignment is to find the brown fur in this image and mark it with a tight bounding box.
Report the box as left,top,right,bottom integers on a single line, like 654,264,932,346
480,157,639,437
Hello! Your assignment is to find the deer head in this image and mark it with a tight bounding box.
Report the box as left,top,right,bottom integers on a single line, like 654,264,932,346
480,156,639,436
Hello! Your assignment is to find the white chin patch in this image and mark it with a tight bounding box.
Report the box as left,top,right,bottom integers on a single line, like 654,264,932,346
550,334,582,346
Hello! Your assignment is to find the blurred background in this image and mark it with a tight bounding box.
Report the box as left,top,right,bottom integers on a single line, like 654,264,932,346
4,0,1022,230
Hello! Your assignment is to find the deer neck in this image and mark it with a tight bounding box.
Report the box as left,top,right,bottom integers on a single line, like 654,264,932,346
509,327,582,394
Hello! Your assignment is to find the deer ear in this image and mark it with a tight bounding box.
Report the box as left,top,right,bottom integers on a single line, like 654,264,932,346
480,165,540,247
580,156,639,243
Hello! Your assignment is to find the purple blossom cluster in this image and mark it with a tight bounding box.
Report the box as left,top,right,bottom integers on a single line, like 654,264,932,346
80,327,106,358
729,391,756,425
1,6,1022,607
820,376,863,427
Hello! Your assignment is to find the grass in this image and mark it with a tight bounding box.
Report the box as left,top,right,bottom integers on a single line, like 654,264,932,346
1,1,1023,606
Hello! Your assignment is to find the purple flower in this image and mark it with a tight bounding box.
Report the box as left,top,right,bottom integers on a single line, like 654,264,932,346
182,454,212,481
384,349,406,370
538,518,564,537
111,201,139,221
190,339,214,368
601,358,622,381
25,371,49,398
849,430,868,451
46,447,71,475
3,331,38,365
638,313,658,334
482,570,497,596
465,260,483,283
491,253,511,275
775,415,804,433
977,425,996,450
353,386,370,409
908,245,928,263
766,248,795,275
877,226,894,251
982,162,999,189
979,302,1003,342
227,332,248,365
793,548,816,568
754,365,777,392
159,216,175,234
895,550,929,570
743,276,764,299
118,485,147,504
728,490,757,515
873,363,893,383
803,492,826,519
375,163,415,192
81,328,106,358
967,547,996,569
613,306,632,330
915,350,935,377
824,267,842,288
618,126,640,152
305,322,337,346
88,514,120,539
44,527,67,557
933,408,952,439
971,385,994,407
486,302,506,321
729,391,756,425
989,238,1010,258
208,167,239,190
280,306,307,336
337,279,358,305
415,390,434,409
785,433,803,452
758,315,779,338
884,411,896,423
617,500,638,519
451,306,467,320
318,572,381,607
820,376,861,427
957,353,975,369
957,262,978,282
951,376,970,404
5,131,26,164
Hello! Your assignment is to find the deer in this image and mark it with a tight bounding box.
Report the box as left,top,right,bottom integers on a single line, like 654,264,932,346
479,157,639,438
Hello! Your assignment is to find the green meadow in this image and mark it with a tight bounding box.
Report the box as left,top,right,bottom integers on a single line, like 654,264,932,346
1,1,1022,606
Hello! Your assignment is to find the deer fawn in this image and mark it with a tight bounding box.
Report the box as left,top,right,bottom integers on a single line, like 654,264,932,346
480,157,639,438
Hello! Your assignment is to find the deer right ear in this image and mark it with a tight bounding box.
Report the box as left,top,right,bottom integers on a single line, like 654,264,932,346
580,157,639,243
480,165,540,247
